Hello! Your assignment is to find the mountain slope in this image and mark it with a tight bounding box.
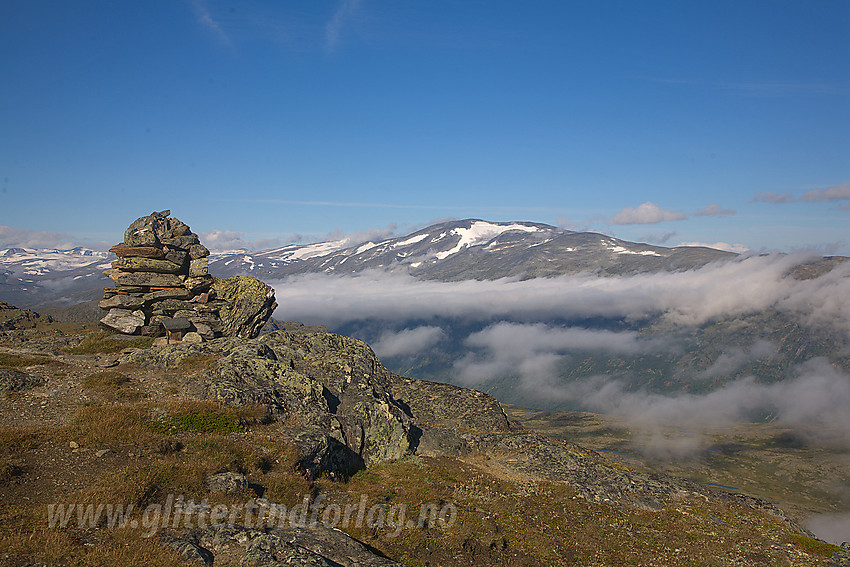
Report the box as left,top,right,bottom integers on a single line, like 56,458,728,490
2,220,734,307
208,219,735,280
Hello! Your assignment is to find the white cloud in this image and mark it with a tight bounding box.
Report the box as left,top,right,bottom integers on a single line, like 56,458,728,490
201,229,249,252
610,202,687,225
322,223,398,247
546,358,850,451
0,226,110,250
678,241,749,253
269,253,850,455
805,511,850,545
372,326,445,358
452,322,672,386
699,340,777,378
201,230,295,252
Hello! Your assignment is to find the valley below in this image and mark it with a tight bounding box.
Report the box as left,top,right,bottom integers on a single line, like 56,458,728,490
504,405,850,546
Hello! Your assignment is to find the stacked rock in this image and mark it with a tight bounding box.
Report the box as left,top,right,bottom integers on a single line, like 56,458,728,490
99,210,276,340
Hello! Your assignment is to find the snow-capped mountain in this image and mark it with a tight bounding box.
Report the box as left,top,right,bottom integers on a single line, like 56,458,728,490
0,247,112,308
208,219,734,280
0,219,736,307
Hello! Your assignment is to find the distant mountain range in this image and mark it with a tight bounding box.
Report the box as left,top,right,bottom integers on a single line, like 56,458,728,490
1,219,738,308
208,219,736,280
0,246,112,308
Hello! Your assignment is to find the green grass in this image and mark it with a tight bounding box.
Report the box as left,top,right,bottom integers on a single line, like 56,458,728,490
149,401,265,435
790,534,841,556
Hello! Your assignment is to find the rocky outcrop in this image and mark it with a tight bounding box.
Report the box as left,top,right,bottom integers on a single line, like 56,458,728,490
162,523,402,566
99,210,276,339
0,301,51,331
0,369,45,393
121,331,415,474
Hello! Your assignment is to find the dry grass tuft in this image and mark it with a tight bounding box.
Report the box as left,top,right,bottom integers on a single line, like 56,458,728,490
62,329,153,355
0,352,49,369
83,371,129,390
174,355,222,374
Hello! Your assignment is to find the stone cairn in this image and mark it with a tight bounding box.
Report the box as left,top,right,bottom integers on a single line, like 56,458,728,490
99,210,276,340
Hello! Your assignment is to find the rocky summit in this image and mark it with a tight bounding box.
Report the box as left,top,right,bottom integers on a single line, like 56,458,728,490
100,211,276,340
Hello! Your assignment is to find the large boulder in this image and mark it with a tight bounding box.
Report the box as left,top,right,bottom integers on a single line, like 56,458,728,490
100,308,145,334
212,276,277,339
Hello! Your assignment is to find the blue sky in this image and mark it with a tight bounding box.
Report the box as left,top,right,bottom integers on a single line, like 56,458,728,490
1,1,848,253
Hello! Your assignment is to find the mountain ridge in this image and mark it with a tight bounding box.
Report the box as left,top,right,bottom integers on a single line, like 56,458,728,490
1,219,744,308
208,218,738,280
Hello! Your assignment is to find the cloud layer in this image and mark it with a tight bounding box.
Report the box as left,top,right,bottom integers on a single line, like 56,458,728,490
271,253,850,453
372,326,445,358
272,252,850,331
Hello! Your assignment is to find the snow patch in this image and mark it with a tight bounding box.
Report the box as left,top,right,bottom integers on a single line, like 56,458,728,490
606,244,661,257
394,233,428,247
434,222,541,260
355,242,377,255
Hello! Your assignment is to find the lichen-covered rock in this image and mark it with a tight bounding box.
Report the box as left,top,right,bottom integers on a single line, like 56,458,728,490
112,271,184,288
100,308,145,334
98,294,145,310
292,429,363,479
189,257,208,277
113,256,184,273
212,276,277,339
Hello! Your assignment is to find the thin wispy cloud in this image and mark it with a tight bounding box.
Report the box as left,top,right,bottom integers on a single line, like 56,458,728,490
191,0,233,47
693,203,735,217
325,0,361,53
751,191,795,204
654,78,850,97
219,198,449,210
752,183,850,208
677,241,749,253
